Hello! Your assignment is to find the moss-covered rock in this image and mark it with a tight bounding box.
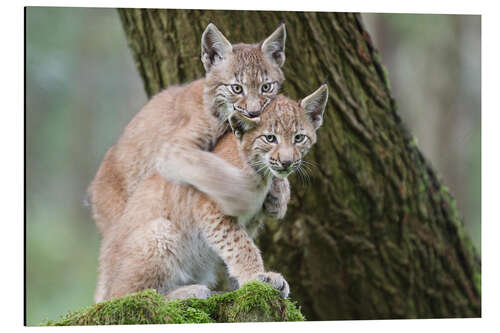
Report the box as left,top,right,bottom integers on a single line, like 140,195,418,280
44,282,305,325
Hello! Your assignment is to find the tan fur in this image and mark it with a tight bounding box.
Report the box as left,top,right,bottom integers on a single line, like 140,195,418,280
94,90,328,302
88,25,287,236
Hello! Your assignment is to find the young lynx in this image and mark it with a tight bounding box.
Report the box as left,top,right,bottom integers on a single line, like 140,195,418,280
88,23,288,237
95,85,329,302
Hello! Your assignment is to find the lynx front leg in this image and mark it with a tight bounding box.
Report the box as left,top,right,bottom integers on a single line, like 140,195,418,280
201,211,289,298
156,143,260,216
263,177,290,219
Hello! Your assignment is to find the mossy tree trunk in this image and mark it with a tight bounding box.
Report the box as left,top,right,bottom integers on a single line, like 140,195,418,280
117,9,480,320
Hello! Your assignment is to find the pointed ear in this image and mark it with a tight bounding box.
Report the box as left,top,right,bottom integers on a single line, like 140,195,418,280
228,113,260,139
300,84,329,130
201,23,233,71
261,23,286,67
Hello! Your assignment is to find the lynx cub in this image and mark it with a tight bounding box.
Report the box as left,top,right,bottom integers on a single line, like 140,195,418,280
88,23,288,237
94,85,329,302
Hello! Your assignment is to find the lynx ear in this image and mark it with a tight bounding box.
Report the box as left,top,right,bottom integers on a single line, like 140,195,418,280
228,112,260,139
201,23,233,71
261,23,286,67
300,84,329,130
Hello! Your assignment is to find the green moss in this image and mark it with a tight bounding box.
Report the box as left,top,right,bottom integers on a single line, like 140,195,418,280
44,282,304,326
374,50,392,91
212,281,305,322
408,136,419,148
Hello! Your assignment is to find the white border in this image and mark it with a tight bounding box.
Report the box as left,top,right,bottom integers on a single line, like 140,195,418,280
17,0,489,13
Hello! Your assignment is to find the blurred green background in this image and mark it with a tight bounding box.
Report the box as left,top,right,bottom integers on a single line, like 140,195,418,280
25,7,481,325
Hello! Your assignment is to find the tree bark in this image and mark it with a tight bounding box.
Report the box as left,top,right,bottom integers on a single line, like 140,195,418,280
117,9,480,320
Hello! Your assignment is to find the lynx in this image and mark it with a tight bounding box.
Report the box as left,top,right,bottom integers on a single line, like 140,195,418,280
88,23,288,238
94,85,329,302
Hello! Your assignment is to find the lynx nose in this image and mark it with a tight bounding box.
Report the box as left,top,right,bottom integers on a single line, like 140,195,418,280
247,109,261,118
281,160,292,170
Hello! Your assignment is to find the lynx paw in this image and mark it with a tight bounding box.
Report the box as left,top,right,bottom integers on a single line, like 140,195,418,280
254,272,289,298
165,284,212,300
263,178,290,219
263,193,288,219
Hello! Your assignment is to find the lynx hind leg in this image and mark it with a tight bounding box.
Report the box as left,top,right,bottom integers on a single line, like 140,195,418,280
95,217,180,302
94,241,113,303
165,284,212,300
88,151,128,235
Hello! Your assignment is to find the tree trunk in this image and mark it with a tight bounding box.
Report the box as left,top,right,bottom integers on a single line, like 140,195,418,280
117,9,480,320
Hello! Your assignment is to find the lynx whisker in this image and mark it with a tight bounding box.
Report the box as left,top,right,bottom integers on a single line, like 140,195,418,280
301,159,318,170
296,164,311,186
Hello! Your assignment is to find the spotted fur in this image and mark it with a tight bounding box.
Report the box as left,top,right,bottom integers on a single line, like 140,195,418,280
88,23,287,239
94,86,328,302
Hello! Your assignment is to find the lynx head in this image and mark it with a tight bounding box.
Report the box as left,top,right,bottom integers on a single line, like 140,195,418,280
229,84,328,179
201,23,286,121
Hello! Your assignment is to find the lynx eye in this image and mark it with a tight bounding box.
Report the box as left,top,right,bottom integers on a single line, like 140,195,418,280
231,84,243,94
261,82,272,93
265,135,277,143
294,134,306,144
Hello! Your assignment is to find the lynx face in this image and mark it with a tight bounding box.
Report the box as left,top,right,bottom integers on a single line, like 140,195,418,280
230,84,329,179
201,23,286,121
